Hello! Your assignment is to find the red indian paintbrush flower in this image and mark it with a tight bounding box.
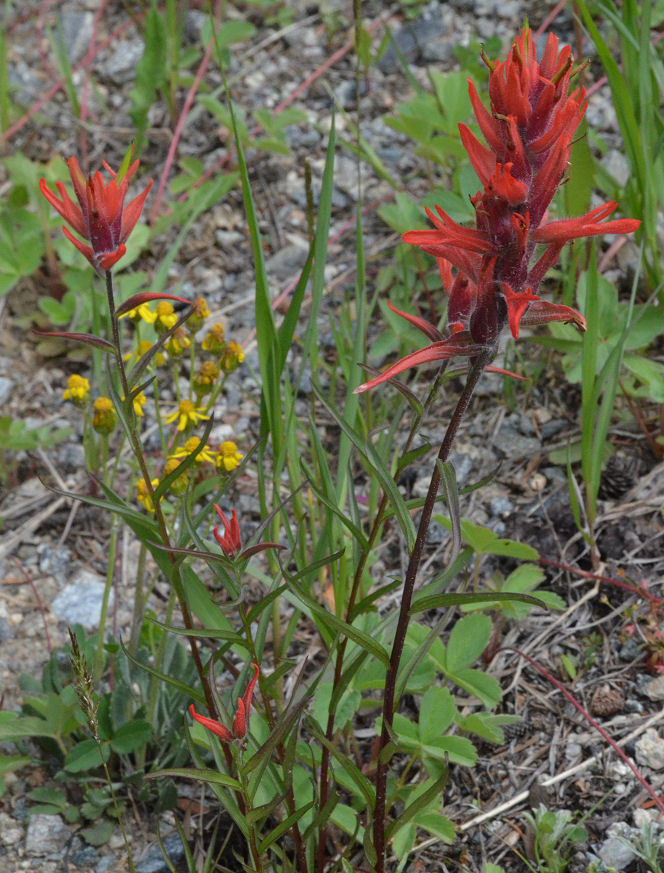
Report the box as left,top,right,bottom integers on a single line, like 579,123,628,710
189,663,259,742
213,504,242,559
356,26,640,394
40,151,153,273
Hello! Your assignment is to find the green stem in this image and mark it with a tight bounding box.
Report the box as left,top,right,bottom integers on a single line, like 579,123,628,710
203,371,228,414
128,542,148,656
95,521,117,679
104,270,217,718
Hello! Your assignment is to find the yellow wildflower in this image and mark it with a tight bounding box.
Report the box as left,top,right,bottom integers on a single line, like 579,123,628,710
169,436,216,465
201,322,226,356
132,390,147,417
120,302,157,324
220,340,244,373
216,440,243,473
193,360,219,397
187,296,211,332
165,398,209,432
92,396,116,434
154,301,178,333
124,339,165,368
162,458,188,495
63,374,90,407
165,326,191,358
136,477,160,512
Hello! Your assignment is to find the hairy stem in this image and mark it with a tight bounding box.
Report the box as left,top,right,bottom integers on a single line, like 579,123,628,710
315,364,451,873
372,351,491,872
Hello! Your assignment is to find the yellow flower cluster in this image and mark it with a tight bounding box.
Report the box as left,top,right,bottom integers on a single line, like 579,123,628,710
92,396,116,434
217,440,243,472
165,399,209,432
136,477,160,512
124,339,165,368
169,436,216,465
63,374,90,407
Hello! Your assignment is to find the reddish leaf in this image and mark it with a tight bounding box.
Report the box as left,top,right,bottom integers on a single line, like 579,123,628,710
115,292,193,316
32,329,114,351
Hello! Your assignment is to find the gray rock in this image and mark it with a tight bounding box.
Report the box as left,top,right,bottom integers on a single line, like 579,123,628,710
72,844,98,867
540,419,566,439
0,376,14,406
59,441,86,471
0,618,11,643
0,811,23,846
136,832,186,873
635,728,664,770
59,11,95,64
644,674,664,701
286,126,321,149
38,544,72,575
97,856,118,873
7,60,43,104
265,242,309,282
490,496,513,517
565,741,583,760
602,149,631,189
51,570,112,630
101,40,145,83
598,823,636,870
25,813,71,855
491,422,540,458
618,636,640,662
378,15,447,73
183,10,206,43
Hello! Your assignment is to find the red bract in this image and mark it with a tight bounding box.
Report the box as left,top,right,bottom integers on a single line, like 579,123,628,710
213,505,242,559
356,26,640,393
40,153,152,273
189,663,259,743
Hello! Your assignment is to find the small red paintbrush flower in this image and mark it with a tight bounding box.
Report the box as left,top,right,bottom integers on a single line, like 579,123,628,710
213,504,242,559
40,149,153,273
356,25,640,394
189,663,259,742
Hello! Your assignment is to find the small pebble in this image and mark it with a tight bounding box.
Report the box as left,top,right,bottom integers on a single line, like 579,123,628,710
635,728,664,770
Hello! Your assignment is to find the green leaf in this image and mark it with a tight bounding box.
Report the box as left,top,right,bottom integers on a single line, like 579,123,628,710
425,735,477,767
129,5,167,151
28,787,67,808
417,811,456,843
0,712,56,742
412,589,547,615
418,687,457,741
203,19,255,49
145,767,241,790
64,739,110,773
110,720,152,754
312,682,361,733
448,669,501,708
446,614,492,671
284,576,391,667
435,515,539,559
314,384,416,550
80,820,114,846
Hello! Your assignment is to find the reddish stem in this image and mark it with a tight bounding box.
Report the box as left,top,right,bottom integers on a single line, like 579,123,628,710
372,351,492,872
538,557,663,606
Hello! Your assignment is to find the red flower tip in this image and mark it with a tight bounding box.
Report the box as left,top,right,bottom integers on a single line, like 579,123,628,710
40,153,152,274
189,663,260,744
213,505,242,559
